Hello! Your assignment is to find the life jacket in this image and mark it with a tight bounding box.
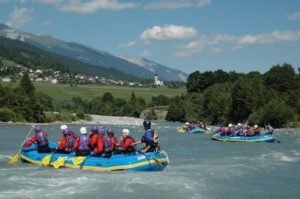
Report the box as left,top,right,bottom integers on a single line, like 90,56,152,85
103,135,112,152
78,135,89,151
253,128,260,135
142,129,159,145
237,128,244,136
36,131,48,147
65,135,74,152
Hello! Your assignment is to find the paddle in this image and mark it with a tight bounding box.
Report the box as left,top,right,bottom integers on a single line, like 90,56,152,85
72,156,86,166
79,155,91,169
9,127,34,164
139,151,163,169
41,148,58,166
53,156,68,169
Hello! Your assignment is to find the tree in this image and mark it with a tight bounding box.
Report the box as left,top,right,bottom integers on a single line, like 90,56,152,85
166,96,186,122
19,72,35,96
264,63,296,92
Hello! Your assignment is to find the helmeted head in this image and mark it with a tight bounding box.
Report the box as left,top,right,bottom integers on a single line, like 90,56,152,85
254,124,258,128
143,120,151,130
35,125,42,133
106,128,114,137
122,128,130,137
80,127,87,135
62,128,69,135
237,123,242,127
185,122,189,125
98,127,106,136
91,126,98,133
60,124,68,131
228,123,233,128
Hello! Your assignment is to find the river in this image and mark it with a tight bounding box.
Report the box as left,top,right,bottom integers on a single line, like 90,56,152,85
0,122,299,199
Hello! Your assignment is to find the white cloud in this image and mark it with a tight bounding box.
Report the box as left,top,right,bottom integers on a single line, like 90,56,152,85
140,24,198,42
140,50,152,57
41,20,53,26
144,0,210,9
287,12,300,21
118,40,136,48
5,8,32,28
60,0,139,14
32,0,63,5
175,30,300,57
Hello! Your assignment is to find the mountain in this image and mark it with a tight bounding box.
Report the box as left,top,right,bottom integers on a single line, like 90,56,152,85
0,36,141,81
0,23,187,82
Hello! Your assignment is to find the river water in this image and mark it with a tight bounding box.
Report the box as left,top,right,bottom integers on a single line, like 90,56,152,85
0,122,299,199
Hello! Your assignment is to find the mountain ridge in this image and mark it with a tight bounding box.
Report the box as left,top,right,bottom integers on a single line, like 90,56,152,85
0,23,188,82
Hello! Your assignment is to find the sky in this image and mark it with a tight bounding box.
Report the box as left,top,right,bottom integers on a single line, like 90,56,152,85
0,0,300,74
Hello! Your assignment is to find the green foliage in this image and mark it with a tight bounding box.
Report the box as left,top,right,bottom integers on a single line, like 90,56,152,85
203,83,232,124
0,108,17,122
166,96,186,122
264,63,296,92
151,95,170,106
19,72,35,96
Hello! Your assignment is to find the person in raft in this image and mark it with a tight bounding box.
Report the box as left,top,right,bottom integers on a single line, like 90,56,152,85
89,126,99,150
253,124,261,136
106,127,118,152
56,125,75,154
23,125,51,153
132,120,159,153
265,124,274,135
73,127,91,156
119,128,136,154
92,127,113,158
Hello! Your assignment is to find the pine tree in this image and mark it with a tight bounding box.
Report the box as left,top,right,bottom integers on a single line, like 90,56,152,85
19,72,35,96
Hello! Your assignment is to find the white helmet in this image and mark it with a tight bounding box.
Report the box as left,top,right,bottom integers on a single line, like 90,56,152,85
185,122,189,125
122,128,130,136
60,124,68,131
254,124,258,128
237,123,242,127
228,123,232,127
80,127,87,134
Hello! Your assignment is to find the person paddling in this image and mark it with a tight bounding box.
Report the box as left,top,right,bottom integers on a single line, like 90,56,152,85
119,129,136,154
56,126,74,154
89,126,99,150
73,127,90,156
132,120,159,153
106,128,118,152
23,125,51,153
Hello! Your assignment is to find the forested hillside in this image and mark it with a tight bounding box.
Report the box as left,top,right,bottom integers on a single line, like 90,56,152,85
166,63,300,128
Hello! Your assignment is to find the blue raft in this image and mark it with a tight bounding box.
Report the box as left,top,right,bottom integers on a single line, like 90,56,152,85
21,142,169,171
211,133,275,142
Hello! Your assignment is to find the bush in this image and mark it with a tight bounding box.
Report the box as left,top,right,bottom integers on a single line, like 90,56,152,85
0,108,17,122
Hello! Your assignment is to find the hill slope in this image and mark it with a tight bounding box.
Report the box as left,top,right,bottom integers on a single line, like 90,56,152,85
0,23,188,81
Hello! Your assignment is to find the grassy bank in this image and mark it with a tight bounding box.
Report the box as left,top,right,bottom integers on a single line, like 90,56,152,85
2,82,186,103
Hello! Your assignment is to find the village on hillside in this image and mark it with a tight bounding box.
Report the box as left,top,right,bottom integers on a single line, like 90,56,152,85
0,64,165,87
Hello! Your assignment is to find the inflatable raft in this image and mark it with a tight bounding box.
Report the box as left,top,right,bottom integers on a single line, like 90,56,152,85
211,133,275,142
178,127,209,134
21,142,169,171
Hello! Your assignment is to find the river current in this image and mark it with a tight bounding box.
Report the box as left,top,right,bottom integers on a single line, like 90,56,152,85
0,122,299,199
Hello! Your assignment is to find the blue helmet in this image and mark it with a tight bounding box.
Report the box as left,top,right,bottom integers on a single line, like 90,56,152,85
143,120,151,130
62,128,69,135
98,127,106,136
35,125,42,133
91,126,98,133
106,128,114,136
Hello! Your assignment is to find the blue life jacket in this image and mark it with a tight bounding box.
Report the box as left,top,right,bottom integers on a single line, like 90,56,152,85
103,134,112,152
142,129,159,146
65,135,74,152
237,127,244,136
78,135,89,151
36,131,48,147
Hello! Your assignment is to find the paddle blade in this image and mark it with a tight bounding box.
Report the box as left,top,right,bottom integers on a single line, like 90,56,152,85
53,157,67,169
9,153,20,164
72,156,86,166
41,155,52,166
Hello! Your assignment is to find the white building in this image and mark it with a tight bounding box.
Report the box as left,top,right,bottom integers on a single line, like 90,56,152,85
51,79,58,84
154,74,164,86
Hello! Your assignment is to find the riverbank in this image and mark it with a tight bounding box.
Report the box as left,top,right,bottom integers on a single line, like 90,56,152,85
0,114,145,126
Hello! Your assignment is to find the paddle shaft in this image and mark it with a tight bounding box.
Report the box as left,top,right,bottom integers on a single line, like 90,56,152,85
17,127,34,154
